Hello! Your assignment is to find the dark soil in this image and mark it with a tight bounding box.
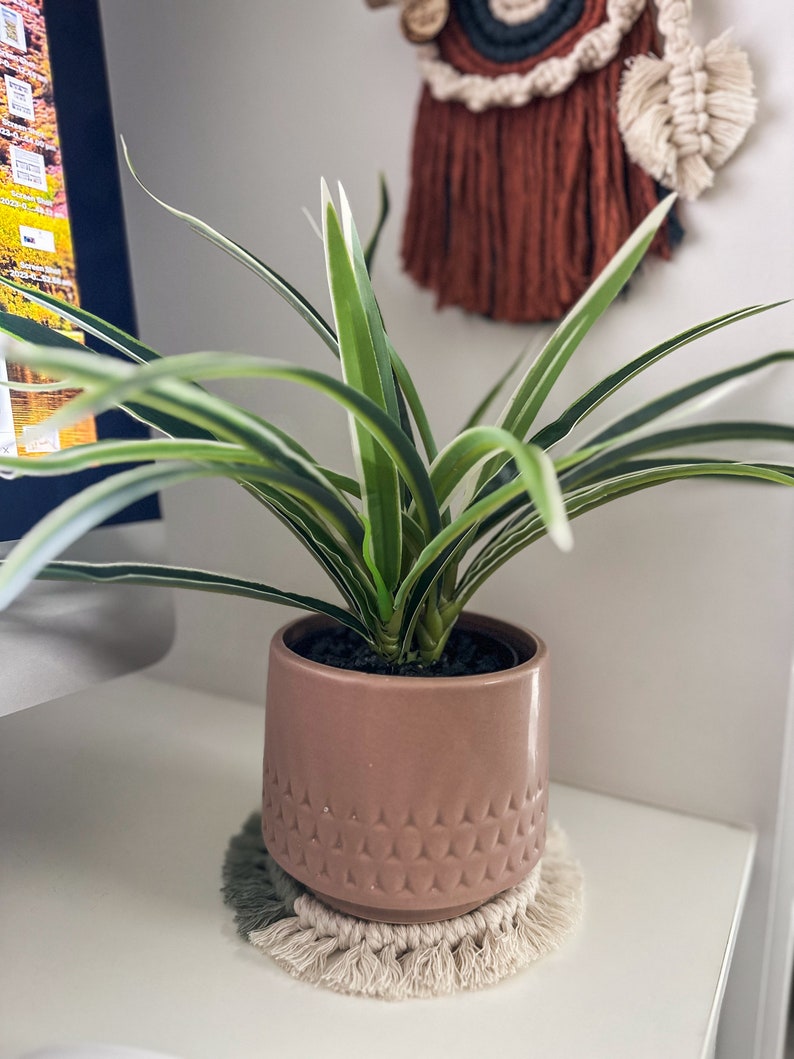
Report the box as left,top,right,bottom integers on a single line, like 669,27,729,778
291,623,523,677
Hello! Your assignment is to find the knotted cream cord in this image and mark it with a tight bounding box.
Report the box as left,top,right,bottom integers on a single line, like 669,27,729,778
617,0,756,198
293,857,543,954
241,824,583,999
416,0,648,110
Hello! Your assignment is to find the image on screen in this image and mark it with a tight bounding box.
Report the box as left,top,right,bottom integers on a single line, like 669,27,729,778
0,0,97,460
0,0,159,543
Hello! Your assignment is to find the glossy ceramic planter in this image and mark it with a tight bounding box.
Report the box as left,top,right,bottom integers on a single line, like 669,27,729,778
261,612,549,923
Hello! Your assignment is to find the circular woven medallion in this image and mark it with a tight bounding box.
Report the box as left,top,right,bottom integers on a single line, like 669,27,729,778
418,0,648,109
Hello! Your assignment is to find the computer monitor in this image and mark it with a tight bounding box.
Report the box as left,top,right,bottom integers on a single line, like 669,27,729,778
0,0,174,716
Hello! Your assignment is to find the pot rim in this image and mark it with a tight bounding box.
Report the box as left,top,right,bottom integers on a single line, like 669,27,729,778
271,610,547,688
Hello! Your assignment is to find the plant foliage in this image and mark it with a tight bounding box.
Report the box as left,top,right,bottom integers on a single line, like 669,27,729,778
0,169,792,666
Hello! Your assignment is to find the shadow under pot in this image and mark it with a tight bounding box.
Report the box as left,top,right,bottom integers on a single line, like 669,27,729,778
261,612,549,924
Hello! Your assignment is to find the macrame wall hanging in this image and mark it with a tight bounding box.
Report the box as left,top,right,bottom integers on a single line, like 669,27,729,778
365,0,757,322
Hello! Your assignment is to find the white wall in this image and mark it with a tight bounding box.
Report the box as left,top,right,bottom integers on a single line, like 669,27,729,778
97,2,794,1055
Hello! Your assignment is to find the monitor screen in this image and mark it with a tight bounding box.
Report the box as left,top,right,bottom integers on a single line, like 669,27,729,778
0,0,173,716
0,0,159,540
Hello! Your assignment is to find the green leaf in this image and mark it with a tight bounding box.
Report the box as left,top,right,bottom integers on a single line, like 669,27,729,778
400,510,427,562
396,432,575,650
363,174,390,274
582,351,794,449
458,458,794,607
0,314,321,467
4,341,441,544
0,311,215,442
472,378,794,539
0,282,164,365
337,182,401,426
0,461,206,609
430,425,572,550
316,468,361,496
1,341,366,547
0,374,76,392
241,481,379,625
0,438,362,557
531,302,786,452
27,559,371,639
0,437,254,477
493,194,677,447
0,454,375,613
393,470,558,617
323,189,404,593
559,421,794,488
121,138,339,356
387,337,438,462
460,332,548,432
397,526,479,659
338,181,437,472
336,183,437,500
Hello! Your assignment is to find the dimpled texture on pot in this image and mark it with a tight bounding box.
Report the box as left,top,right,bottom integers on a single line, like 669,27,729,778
261,613,549,923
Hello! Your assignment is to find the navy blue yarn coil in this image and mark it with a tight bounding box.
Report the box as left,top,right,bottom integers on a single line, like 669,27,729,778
453,0,587,63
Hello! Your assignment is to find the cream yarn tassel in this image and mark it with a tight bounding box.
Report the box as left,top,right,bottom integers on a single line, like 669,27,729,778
617,0,757,199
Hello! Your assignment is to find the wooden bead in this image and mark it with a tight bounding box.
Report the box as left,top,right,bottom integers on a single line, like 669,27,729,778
401,0,450,43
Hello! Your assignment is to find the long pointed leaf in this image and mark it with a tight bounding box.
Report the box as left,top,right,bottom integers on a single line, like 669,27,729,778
458,459,794,606
27,559,370,638
495,194,677,443
0,310,215,442
0,340,366,546
0,438,254,476
363,174,390,274
531,302,786,451
4,341,441,545
0,374,76,392
387,337,438,462
470,195,675,496
0,456,370,612
461,329,551,432
323,190,402,594
338,182,401,426
121,138,339,356
392,468,566,616
0,281,164,365
0,313,325,469
339,181,438,464
560,422,794,488
240,481,379,624
0,461,207,609
337,184,422,506
470,404,794,553
430,425,572,550
397,526,479,658
584,351,794,449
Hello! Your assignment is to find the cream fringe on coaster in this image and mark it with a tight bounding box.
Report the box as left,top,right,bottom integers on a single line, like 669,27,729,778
617,0,757,199
223,815,582,1000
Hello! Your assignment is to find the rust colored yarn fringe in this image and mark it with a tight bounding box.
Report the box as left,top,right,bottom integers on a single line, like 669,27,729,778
402,7,672,322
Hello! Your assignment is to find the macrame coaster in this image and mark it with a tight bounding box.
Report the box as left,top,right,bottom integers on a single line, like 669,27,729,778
222,812,583,999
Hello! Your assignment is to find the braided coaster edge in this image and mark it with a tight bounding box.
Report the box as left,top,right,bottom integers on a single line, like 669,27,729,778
222,813,583,999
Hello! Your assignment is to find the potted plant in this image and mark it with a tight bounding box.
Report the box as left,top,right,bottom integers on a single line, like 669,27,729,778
0,160,791,923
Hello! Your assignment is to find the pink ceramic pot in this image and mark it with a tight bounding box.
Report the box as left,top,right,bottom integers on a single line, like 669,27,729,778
261,612,549,923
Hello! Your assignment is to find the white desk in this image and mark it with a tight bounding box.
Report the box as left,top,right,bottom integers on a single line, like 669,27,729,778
0,674,754,1059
